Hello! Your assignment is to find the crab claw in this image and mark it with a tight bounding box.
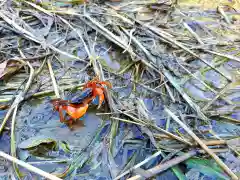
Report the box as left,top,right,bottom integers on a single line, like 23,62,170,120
92,87,105,109
97,94,105,109
92,95,105,108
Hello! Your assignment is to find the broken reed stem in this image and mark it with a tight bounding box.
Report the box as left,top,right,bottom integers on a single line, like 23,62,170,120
122,112,192,145
204,49,240,63
57,15,90,57
163,70,209,122
164,107,238,180
202,83,232,111
0,151,62,180
111,117,145,126
47,57,60,98
127,148,229,180
134,21,232,81
114,150,162,180
0,83,85,103
127,150,196,180
217,6,231,24
8,53,52,61
0,11,86,63
183,22,204,45
154,133,227,146
0,62,34,134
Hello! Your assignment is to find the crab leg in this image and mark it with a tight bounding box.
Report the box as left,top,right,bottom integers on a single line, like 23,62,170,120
58,106,65,123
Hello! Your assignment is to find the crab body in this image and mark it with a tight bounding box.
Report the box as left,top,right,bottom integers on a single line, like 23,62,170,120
51,76,112,128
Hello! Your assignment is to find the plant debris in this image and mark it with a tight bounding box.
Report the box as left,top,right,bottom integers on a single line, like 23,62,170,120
0,0,240,180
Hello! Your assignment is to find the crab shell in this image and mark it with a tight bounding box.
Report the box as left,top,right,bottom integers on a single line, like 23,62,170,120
70,88,93,104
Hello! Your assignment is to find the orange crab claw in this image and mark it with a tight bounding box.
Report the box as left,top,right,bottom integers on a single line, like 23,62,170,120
93,87,105,109
82,76,112,108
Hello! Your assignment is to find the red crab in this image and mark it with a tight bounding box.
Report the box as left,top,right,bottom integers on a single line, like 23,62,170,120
50,95,94,128
50,76,112,127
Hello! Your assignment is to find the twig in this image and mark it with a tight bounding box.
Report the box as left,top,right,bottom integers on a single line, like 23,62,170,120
47,57,60,98
217,6,231,24
163,70,209,122
154,134,227,146
183,22,204,45
0,62,34,134
110,117,145,126
121,27,165,77
24,1,53,17
204,49,240,63
8,53,52,61
174,58,232,105
111,71,167,96
0,0,7,7
129,17,231,81
202,83,232,111
0,151,62,180
0,11,86,63
114,150,162,180
164,107,238,180
96,109,134,115
127,148,229,180
81,14,136,58
121,111,192,145
219,116,240,124
164,83,175,102
0,83,85,103
57,16,90,57
11,105,22,179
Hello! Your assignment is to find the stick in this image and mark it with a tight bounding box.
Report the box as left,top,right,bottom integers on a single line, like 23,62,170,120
183,22,204,45
163,70,209,122
0,151,62,180
122,112,192,145
114,150,162,180
204,49,240,63
122,14,231,81
127,150,197,180
164,107,238,180
202,83,232,111
47,57,60,98
217,6,231,24
127,148,229,180
154,134,226,146
0,62,34,134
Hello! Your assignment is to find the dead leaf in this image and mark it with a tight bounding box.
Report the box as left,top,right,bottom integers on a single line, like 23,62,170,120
0,60,24,81
0,105,9,110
